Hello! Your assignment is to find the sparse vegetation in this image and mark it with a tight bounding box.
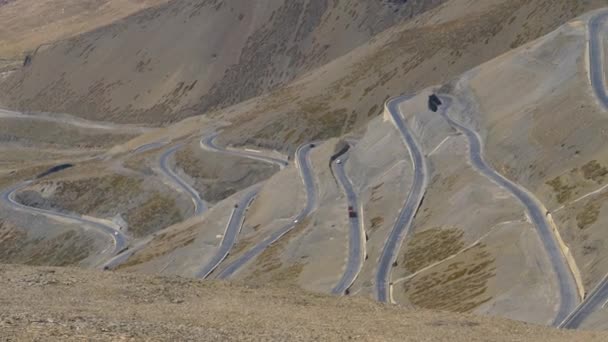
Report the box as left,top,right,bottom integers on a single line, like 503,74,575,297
546,176,577,204
403,243,495,313
576,201,601,230
370,216,384,232
403,228,465,273
126,193,182,237
582,160,608,184
119,222,199,269
0,221,96,266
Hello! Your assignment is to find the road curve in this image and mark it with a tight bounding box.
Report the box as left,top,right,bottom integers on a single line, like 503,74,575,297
216,142,318,279
200,133,288,169
1,181,126,257
438,95,579,326
558,11,608,328
589,11,608,109
375,95,428,303
331,152,365,295
159,144,207,216
196,186,260,279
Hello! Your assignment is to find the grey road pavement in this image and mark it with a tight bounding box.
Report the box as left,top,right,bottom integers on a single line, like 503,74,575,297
216,142,317,279
438,95,578,326
558,11,608,328
589,11,608,109
133,141,167,154
200,133,288,168
1,181,126,257
375,95,428,303
159,144,207,216
196,186,260,279
330,151,365,295
560,274,608,328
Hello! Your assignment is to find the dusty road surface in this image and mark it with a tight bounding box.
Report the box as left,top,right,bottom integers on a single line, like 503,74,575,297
0,264,607,341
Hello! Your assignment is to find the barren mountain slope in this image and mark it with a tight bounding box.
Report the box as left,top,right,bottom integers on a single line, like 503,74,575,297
0,0,170,59
214,0,606,152
0,0,445,124
4,0,608,333
1,264,607,341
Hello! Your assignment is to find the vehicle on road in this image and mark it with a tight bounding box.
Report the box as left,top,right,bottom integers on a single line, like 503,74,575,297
428,94,442,112
294,219,299,223
337,159,342,164
348,205,357,218
310,143,315,148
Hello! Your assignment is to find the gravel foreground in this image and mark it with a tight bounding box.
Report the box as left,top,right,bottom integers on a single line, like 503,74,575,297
0,264,606,341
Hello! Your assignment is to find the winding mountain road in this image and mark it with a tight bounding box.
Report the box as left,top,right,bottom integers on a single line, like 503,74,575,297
103,135,286,271
558,10,608,328
589,11,608,109
159,144,207,216
375,95,428,303
216,142,317,279
1,181,126,258
331,151,365,295
437,95,579,326
200,133,288,169
196,186,260,279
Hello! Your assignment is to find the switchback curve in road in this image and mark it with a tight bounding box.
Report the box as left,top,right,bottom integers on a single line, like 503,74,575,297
1,181,126,260
215,142,318,279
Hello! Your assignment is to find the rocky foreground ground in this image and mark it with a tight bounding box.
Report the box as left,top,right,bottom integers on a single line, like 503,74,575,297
0,264,606,341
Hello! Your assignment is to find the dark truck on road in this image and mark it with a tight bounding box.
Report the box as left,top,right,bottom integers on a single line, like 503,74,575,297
348,205,357,218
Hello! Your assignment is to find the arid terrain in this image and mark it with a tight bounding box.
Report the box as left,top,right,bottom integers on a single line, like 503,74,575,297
2,264,608,341
2,0,608,339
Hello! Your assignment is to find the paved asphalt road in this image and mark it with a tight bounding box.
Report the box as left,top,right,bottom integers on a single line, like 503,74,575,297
590,11,608,110
330,152,365,295
559,11,608,328
216,142,317,279
200,133,288,168
1,181,126,256
159,144,207,216
133,141,166,154
99,235,153,270
560,274,608,329
375,95,428,303
196,186,260,279
438,95,578,326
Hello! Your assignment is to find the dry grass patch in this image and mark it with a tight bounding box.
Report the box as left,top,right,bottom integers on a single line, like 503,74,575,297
403,243,495,313
576,201,601,230
582,160,608,184
546,176,577,204
0,221,95,266
118,222,198,269
403,227,465,273
126,193,182,238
